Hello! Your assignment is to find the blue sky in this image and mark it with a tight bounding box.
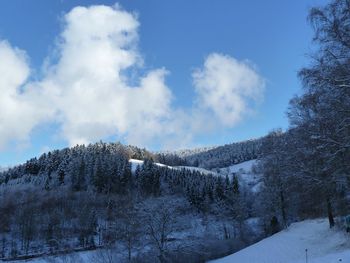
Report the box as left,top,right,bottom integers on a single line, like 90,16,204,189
0,0,327,166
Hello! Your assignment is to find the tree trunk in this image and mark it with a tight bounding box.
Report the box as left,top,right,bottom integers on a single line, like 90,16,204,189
280,190,287,228
128,239,131,261
326,198,335,228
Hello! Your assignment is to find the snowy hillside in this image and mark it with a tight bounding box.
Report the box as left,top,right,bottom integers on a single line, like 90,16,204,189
129,158,219,176
131,158,259,179
228,159,257,174
129,158,172,172
218,159,262,192
211,219,350,263
174,165,219,176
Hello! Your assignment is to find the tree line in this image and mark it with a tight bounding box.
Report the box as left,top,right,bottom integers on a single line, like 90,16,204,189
258,0,350,230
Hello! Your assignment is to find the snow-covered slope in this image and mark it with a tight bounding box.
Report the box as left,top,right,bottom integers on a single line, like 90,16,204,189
129,158,261,192
129,159,218,175
217,159,262,192
129,158,172,172
211,219,350,263
174,165,218,176
130,159,258,180
228,159,257,174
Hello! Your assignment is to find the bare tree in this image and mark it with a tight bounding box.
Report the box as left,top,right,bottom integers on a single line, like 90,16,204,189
120,211,141,261
143,200,176,263
89,248,121,263
288,0,350,228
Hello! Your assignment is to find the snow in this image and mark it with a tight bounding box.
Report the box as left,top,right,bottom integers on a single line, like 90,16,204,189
4,248,124,263
129,158,171,172
224,159,262,192
211,219,350,263
228,159,257,174
129,158,262,192
129,159,218,176
129,158,258,178
174,165,218,176
4,250,91,262
170,146,217,157
6,219,349,263
129,158,144,172
129,158,262,193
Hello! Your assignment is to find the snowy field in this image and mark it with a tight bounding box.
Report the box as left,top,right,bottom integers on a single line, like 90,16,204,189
211,218,350,263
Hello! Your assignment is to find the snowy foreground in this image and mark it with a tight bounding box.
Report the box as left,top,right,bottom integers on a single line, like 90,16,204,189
211,219,350,263
4,250,104,263
5,219,349,263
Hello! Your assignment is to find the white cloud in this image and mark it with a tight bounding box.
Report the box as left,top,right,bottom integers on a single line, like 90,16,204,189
0,4,265,151
0,41,54,149
35,4,174,147
193,53,265,126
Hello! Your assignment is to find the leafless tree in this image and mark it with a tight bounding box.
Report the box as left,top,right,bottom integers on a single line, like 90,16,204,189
143,200,176,263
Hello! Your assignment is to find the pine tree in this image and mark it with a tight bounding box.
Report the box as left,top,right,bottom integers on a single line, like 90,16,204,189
92,158,105,193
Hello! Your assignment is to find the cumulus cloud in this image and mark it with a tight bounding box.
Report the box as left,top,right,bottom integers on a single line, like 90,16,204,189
45,4,174,146
0,41,53,149
193,53,265,126
0,4,265,151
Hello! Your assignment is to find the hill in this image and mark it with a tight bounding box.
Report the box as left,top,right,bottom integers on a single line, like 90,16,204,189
0,141,262,262
166,137,264,169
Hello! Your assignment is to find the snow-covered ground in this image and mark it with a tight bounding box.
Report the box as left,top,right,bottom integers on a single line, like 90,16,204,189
3,213,231,263
6,219,349,263
228,159,257,174
130,158,260,178
4,248,123,263
220,159,262,192
130,159,261,191
174,165,218,176
129,158,218,176
129,158,172,172
211,218,350,263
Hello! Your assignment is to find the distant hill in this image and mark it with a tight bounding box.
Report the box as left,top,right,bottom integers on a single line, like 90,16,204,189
172,137,264,169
